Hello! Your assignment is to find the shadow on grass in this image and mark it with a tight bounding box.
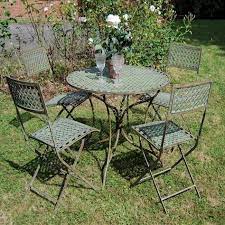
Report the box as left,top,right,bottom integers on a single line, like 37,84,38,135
9,112,36,128
7,113,150,186
111,150,160,182
76,116,130,151
4,151,71,182
4,151,96,190
187,20,225,55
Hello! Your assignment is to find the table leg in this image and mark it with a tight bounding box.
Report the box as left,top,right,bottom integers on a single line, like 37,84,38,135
93,93,159,187
101,95,126,187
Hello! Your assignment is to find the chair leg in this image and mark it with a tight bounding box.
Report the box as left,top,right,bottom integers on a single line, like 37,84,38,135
55,105,76,120
132,137,201,214
57,140,98,191
55,107,65,120
102,145,113,188
177,145,201,198
28,164,40,191
144,102,162,123
152,105,162,120
89,97,96,125
71,143,98,191
27,139,99,208
71,142,98,190
144,101,152,123
65,106,76,120
28,162,58,205
126,95,130,126
54,173,71,210
141,149,167,213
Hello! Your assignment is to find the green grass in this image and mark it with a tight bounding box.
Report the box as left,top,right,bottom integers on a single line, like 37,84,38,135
0,20,225,224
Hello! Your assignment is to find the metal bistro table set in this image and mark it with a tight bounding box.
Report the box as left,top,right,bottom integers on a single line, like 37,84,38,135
6,43,212,213
67,65,169,184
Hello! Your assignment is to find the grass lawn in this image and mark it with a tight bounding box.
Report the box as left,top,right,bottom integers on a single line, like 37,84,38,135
0,20,225,225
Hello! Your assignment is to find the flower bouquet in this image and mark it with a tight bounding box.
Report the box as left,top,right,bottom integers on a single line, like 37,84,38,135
89,14,132,79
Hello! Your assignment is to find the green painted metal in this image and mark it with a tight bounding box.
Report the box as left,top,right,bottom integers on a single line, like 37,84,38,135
132,120,194,150
20,47,94,121
132,81,212,213
67,66,170,95
6,76,99,208
167,42,202,73
169,82,211,114
143,43,202,120
20,47,52,76
67,66,170,187
31,118,96,151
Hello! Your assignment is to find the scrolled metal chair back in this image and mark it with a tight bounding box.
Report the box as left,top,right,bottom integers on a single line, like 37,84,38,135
20,47,52,76
6,76,47,115
167,43,202,73
169,81,212,115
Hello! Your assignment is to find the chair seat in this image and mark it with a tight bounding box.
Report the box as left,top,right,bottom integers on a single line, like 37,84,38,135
31,118,97,150
132,120,194,150
141,92,170,108
45,91,90,107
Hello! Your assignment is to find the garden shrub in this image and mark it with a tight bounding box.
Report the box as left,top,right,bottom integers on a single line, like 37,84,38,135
1,0,193,84
0,0,17,87
0,0,16,51
19,0,94,81
81,0,193,69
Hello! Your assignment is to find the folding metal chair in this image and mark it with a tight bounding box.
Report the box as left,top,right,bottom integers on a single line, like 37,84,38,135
6,77,99,208
143,43,202,121
19,47,95,121
132,81,212,213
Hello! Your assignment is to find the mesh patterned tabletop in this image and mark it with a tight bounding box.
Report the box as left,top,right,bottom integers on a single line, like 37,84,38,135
67,65,170,95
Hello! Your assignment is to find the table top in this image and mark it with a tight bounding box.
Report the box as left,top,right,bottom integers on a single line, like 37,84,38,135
67,65,170,95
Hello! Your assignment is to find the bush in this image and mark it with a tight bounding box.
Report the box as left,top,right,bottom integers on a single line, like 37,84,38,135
82,0,193,69
0,0,17,51
13,0,193,79
18,0,94,81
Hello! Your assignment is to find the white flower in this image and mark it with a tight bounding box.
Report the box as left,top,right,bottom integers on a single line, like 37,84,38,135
106,14,121,28
78,17,87,23
112,37,117,44
123,14,129,20
158,11,161,15
125,32,132,40
150,5,155,12
88,38,94,44
50,3,54,7
43,6,49,12
67,0,71,3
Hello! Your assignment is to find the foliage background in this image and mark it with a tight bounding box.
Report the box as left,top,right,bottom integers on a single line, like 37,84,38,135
52,0,193,70
0,0,194,83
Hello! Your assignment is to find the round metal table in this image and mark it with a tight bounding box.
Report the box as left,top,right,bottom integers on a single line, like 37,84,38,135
67,65,170,187
67,65,169,95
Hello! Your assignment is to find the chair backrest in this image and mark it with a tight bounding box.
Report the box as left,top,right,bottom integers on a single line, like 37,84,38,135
6,76,47,115
20,47,52,76
169,81,212,115
167,43,202,73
